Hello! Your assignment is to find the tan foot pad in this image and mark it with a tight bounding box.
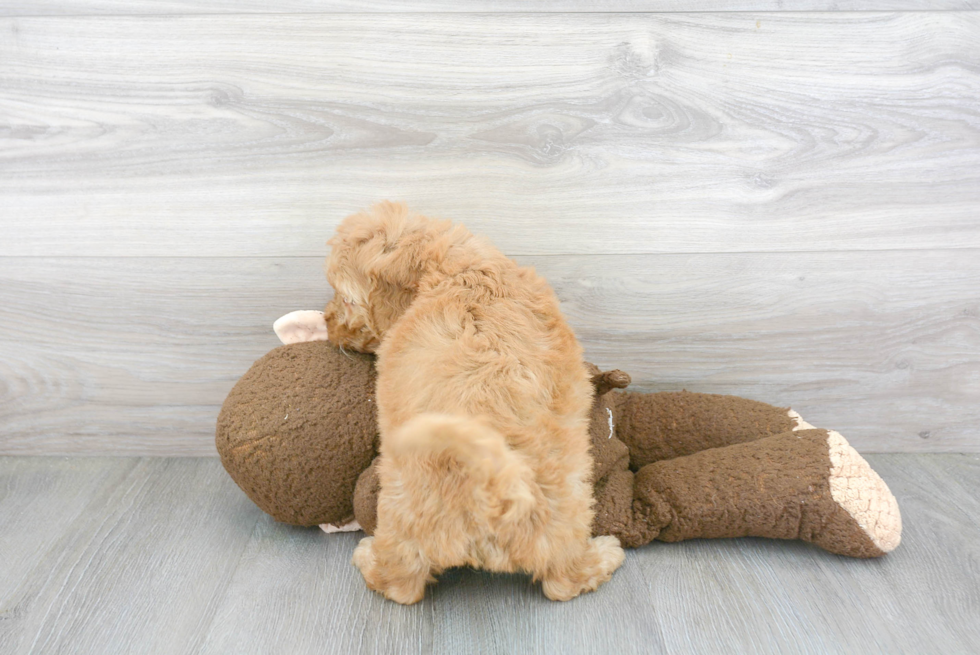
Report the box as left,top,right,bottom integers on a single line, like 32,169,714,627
789,410,902,555
827,430,902,553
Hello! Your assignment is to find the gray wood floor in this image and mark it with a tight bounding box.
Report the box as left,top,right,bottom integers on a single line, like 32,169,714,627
1,454,978,654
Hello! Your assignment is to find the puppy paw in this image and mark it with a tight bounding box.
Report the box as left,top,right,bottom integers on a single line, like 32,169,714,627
351,536,377,575
541,536,625,601
352,536,428,605
587,535,627,590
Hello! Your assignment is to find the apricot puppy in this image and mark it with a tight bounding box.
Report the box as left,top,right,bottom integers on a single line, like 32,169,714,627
324,202,624,604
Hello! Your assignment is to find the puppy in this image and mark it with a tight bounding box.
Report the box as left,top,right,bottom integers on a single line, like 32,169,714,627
324,201,624,604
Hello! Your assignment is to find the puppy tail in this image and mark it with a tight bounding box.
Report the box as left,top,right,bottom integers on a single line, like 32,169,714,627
386,413,537,526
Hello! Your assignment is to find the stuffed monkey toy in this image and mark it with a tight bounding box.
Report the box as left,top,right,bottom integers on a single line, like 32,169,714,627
216,311,901,559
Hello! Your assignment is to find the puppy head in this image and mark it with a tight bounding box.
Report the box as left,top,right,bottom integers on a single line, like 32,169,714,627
324,201,445,352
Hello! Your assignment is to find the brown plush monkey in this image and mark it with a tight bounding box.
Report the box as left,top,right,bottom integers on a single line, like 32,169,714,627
216,311,900,558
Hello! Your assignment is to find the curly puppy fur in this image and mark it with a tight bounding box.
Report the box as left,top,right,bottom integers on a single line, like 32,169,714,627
324,202,624,604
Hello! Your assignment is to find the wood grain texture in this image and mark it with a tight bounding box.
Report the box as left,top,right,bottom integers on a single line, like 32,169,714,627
0,458,264,655
2,1,979,15
1,251,977,455
1,455,978,653
2,13,979,256
2,10,977,455
0,457,139,652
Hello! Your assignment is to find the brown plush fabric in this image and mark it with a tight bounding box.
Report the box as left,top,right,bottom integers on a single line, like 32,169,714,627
217,349,895,558
633,429,885,557
216,341,378,526
584,364,634,540
586,367,632,485
593,469,674,549
616,390,797,469
353,457,381,535
590,368,631,398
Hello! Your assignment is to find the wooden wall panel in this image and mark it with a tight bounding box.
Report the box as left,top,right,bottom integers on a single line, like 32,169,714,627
2,10,978,454
1,1,978,16
2,13,979,256
1,252,976,455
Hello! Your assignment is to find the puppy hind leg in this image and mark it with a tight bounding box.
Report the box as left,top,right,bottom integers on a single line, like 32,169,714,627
539,536,625,602
352,536,433,605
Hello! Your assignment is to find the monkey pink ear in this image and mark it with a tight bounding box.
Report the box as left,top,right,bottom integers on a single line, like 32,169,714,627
273,310,329,345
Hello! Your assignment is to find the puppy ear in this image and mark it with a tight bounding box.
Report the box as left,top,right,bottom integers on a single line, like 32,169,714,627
360,209,434,334
362,211,432,290
330,202,426,289
273,310,329,345
365,246,426,290
366,282,417,337
327,202,439,337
